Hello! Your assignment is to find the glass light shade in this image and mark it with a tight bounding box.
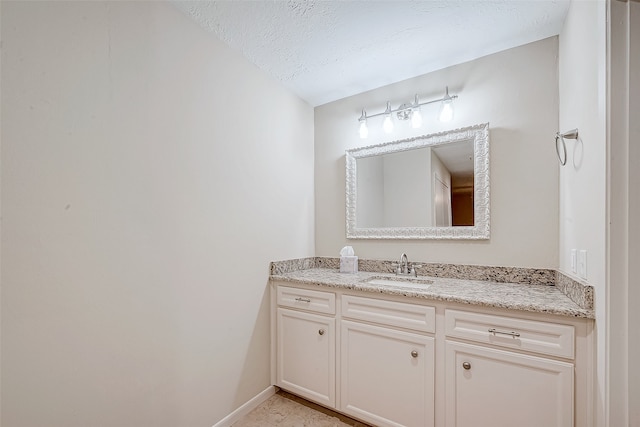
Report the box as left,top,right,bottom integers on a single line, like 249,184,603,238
439,100,454,122
359,120,368,139
411,109,423,128
383,115,394,133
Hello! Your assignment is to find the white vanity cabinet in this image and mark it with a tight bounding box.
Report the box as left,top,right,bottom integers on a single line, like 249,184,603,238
271,282,594,427
275,286,336,407
340,295,436,427
444,309,577,427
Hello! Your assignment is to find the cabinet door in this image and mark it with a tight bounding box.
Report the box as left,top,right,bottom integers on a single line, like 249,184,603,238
445,341,574,427
341,320,435,427
276,308,335,407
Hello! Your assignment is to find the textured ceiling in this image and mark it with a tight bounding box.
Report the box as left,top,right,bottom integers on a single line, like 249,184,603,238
171,0,570,106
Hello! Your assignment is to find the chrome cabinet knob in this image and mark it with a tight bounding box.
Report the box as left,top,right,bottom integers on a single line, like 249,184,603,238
462,362,471,370
318,329,325,336
411,350,418,358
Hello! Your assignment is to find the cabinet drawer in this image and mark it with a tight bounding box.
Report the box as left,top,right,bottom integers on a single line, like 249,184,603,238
342,295,435,333
445,309,575,359
277,286,336,315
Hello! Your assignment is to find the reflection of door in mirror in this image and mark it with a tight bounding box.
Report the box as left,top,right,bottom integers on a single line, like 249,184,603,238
451,174,474,226
433,172,452,227
430,141,473,226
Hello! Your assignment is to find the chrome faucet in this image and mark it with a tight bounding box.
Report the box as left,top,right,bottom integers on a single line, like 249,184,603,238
398,253,409,275
394,253,422,277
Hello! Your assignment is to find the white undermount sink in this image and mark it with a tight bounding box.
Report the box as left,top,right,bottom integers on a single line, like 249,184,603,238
365,276,433,290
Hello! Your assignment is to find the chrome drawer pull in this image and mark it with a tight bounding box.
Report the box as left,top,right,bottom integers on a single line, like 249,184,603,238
488,328,521,338
295,297,311,303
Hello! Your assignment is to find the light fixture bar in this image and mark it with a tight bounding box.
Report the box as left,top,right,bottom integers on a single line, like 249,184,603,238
358,87,458,120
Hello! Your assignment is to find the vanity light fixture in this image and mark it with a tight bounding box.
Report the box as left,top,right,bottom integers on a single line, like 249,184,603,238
357,86,458,139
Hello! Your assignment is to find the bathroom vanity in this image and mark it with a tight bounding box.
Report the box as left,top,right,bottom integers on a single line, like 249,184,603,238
269,262,594,427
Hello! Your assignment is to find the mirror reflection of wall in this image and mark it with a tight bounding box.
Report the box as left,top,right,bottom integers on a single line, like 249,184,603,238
355,141,474,229
383,149,431,227
356,148,431,228
356,155,384,227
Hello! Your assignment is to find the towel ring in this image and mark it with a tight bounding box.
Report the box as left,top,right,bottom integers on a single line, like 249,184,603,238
555,134,567,166
555,129,579,166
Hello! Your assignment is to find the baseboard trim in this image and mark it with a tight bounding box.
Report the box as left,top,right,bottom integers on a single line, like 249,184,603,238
212,385,277,427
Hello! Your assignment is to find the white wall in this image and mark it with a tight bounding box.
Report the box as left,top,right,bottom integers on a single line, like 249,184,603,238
315,38,560,268
0,2,314,426
559,1,607,290
558,1,607,425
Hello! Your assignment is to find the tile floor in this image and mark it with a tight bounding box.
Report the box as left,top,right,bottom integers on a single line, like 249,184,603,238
232,390,372,427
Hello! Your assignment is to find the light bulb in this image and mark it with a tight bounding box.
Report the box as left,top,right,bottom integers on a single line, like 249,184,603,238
382,101,394,134
383,115,394,133
439,100,453,122
359,120,368,139
411,109,423,128
357,109,368,138
439,87,454,122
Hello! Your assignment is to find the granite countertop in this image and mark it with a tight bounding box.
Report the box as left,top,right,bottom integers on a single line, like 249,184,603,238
270,268,594,319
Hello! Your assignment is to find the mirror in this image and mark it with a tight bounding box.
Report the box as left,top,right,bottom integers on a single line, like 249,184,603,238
345,123,489,239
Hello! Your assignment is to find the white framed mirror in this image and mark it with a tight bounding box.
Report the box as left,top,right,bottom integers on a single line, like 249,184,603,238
345,123,490,239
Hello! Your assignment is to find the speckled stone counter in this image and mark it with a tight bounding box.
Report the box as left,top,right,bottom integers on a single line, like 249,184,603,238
270,266,595,319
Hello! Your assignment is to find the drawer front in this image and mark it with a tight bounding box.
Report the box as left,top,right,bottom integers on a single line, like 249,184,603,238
445,309,575,359
277,285,336,315
342,295,435,333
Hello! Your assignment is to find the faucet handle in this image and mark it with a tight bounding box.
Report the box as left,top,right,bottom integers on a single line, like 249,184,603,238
409,264,423,277
391,262,402,275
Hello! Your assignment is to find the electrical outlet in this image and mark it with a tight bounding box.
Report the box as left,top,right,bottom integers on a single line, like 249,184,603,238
578,250,587,279
570,249,577,273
